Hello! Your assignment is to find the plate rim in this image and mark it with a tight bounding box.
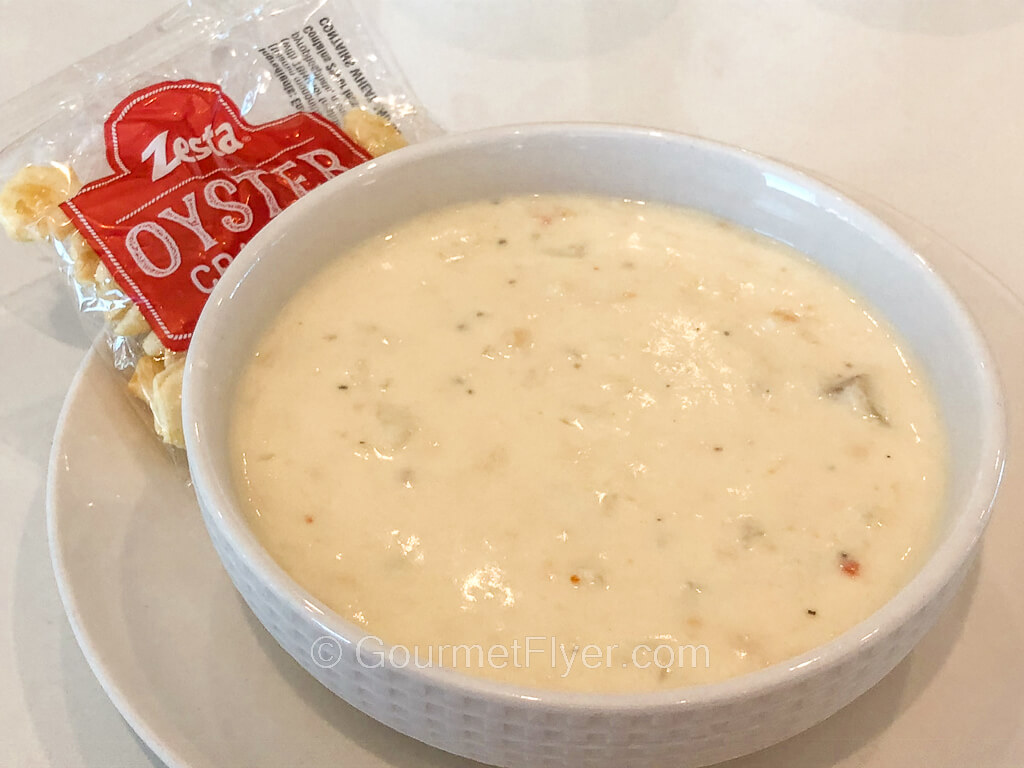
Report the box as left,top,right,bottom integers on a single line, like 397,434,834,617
46,347,190,768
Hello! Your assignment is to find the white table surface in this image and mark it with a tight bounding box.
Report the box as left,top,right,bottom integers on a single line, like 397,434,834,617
1,1,1021,765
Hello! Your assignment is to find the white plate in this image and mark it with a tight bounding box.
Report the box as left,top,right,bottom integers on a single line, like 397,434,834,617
47,192,1024,768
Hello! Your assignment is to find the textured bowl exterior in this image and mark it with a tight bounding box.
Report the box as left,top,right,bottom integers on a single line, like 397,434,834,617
184,125,1005,768
199,490,976,767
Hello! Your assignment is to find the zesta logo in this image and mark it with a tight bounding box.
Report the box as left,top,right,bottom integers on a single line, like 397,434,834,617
140,122,245,182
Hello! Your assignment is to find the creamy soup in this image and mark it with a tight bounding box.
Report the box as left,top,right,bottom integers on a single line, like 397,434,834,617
231,194,945,692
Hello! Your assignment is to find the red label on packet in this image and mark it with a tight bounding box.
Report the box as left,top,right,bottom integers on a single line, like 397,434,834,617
60,79,371,351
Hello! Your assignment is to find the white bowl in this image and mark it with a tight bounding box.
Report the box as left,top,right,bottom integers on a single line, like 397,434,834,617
182,124,1005,768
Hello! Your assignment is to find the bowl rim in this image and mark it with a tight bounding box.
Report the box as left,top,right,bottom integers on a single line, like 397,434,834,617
182,122,1007,710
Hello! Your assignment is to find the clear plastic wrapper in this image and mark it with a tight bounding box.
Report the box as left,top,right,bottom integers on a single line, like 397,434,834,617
0,0,438,450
